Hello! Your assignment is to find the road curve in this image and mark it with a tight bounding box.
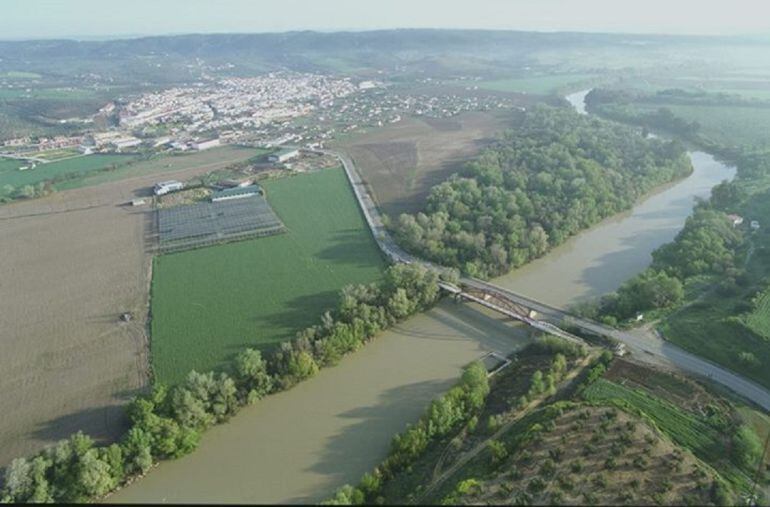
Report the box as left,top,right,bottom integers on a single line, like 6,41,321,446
325,147,770,411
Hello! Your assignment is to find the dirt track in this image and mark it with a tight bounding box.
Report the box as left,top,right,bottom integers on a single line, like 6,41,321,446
0,154,252,466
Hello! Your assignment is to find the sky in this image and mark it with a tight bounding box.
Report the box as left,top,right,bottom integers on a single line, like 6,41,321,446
1,0,769,40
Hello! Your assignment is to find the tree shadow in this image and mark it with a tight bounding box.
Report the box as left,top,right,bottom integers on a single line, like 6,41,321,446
316,229,386,268
31,404,130,447
577,223,687,302
283,378,456,504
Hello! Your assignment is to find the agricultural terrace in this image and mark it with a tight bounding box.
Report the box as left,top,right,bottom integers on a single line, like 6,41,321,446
150,168,385,384
0,154,132,198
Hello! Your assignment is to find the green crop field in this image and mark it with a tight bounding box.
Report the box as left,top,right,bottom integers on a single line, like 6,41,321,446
56,145,265,191
0,154,133,197
461,73,598,94
150,168,386,384
583,379,720,460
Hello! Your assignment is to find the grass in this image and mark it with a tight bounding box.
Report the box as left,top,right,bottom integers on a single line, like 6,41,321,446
452,73,597,95
659,187,770,390
737,407,770,467
583,379,721,461
35,148,81,161
0,154,133,196
0,87,101,100
743,288,770,340
56,146,264,191
0,71,42,79
150,168,386,384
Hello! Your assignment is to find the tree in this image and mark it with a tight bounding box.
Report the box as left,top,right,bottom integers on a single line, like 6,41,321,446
611,269,684,319
77,449,118,499
530,370,545,395
121,427,154,475
233,348,273,403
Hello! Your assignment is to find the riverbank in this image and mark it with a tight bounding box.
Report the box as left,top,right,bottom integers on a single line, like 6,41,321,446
109,105,736,503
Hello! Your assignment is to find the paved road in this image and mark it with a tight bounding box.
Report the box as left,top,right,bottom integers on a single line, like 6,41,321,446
326,148,770,412
464,278,770,411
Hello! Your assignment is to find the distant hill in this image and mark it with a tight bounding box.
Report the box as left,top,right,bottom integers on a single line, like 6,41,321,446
0,29,762,84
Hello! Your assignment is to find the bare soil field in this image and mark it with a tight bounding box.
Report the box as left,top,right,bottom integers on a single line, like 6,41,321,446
332,110,518,217
0,149,257,467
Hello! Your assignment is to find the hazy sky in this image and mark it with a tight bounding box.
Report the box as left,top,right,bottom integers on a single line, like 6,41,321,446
2,0,769,40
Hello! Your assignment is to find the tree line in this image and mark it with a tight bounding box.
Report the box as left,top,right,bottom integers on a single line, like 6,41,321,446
583,203,745,325
324,361,491,505
1,263,441,503
390,105,692,278
325,336,587,505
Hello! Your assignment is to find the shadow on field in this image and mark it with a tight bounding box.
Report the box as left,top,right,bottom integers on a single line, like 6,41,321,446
217,289,342,359
317,229,385,268
32,404,130,446
285,378,456,504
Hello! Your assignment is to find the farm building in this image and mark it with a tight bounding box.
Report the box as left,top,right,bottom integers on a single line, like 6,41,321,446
268,148,300,163
111,136,143,150
192,138,221,151
211,184,263,202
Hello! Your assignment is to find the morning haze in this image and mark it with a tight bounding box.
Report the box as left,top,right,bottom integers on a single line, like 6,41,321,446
2,0,770,39
1,3,770,506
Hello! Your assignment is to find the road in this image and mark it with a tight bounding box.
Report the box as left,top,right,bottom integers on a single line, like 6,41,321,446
325,148,770,412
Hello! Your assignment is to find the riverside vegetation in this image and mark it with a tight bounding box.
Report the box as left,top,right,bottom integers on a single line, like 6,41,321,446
326,343,761,505
390,105,693,279
0,263,441,503
579,87,770,388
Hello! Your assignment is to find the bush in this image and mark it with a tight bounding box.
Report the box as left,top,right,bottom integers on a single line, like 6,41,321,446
732,424,763,468
488,440,508,464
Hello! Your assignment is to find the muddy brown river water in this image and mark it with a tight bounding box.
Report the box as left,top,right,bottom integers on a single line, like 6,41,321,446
110,91,734,503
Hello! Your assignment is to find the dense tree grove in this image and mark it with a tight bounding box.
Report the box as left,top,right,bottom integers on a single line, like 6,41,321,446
391,105,692,278
1,263,440,504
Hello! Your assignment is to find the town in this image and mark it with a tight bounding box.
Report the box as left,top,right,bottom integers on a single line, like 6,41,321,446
0,71,519,162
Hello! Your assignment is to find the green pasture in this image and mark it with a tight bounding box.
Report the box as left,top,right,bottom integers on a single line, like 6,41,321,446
0,154,132,196
457,73,597,95
149,168,386,384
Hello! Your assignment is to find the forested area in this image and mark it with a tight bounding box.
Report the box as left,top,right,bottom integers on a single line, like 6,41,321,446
0,263,440,503
391,105,692,278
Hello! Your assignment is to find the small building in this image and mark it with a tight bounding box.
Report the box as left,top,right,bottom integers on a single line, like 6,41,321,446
153,136,172,148
218,178,254,189
154,180,184,196
268,148,300,163
112,137,142,151
192,138,220,151
78,144,94,155
727,214,744,227
210,184,263,202
751,220,761,231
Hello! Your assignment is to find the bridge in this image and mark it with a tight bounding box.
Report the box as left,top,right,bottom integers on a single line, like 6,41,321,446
323,147,770,411
438,280,585,345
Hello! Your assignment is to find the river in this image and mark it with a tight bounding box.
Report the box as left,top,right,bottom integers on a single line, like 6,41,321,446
110,91,734,504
